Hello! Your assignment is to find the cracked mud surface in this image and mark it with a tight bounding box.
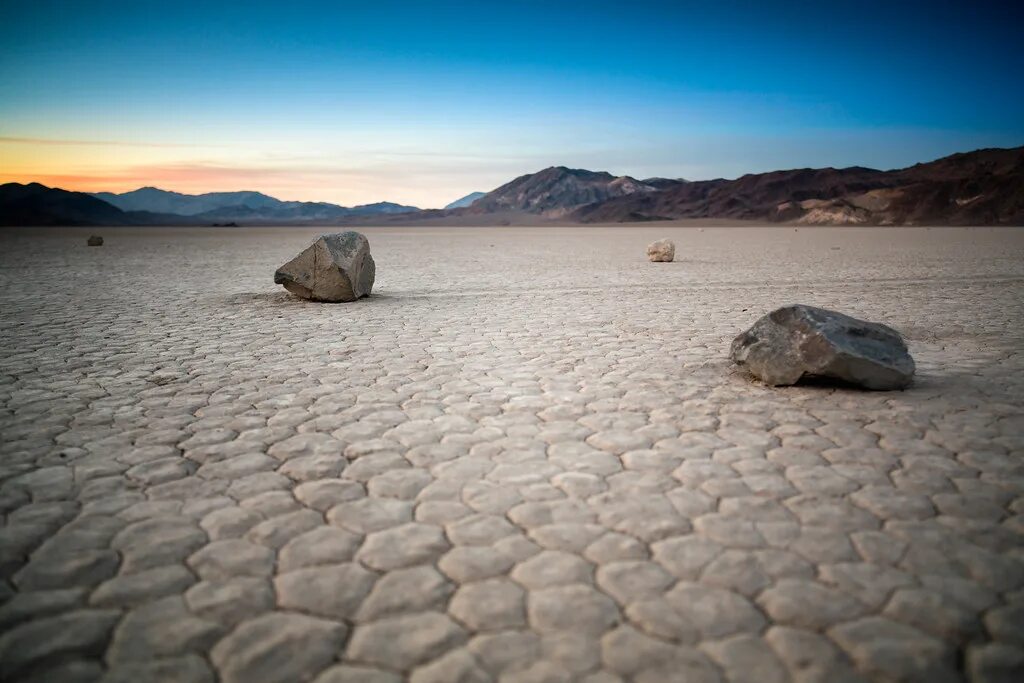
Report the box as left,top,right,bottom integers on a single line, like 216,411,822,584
1,226,1022,682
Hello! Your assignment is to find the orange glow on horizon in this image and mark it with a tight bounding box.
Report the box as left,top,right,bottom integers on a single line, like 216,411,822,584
0,138,466,207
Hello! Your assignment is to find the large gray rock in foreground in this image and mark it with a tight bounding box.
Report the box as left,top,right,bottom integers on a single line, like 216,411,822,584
730,305,915,390
275,232,375,302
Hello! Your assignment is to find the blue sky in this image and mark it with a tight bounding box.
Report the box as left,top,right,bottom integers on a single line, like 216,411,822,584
2,0,1022,206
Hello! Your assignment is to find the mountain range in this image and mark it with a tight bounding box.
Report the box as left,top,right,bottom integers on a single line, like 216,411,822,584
0,183,170,227
570,146,1024,225
463,167,659,217
93,187,419,222
443,191,486,210
2,146,1022,226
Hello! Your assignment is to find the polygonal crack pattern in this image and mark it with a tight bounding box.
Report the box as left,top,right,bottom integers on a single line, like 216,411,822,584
0,227,1022,682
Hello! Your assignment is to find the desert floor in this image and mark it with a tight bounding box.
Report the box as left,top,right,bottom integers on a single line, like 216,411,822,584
1,226,1023,682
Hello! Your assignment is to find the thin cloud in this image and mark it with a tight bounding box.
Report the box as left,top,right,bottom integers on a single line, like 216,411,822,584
9,162,390,199
367,150,545,162
0,136,218,149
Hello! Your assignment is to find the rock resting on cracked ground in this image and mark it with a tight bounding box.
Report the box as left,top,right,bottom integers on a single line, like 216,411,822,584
730,304,915,390
274,232,375,303
647,239,676,262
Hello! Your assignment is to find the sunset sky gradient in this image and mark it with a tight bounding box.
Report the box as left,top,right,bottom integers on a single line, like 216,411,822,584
2,0,1022,207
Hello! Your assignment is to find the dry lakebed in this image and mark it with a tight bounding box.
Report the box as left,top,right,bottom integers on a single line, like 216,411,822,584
0,225,1022,682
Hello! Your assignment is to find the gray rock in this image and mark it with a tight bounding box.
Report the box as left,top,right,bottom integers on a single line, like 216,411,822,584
646,239,675,262
87,235,103,246
274,231,375,302
730,304,914,390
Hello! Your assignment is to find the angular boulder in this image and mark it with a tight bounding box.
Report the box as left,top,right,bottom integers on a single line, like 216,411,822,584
87,235,103,246
647,239,675,262
730,305,914,390
275,232,375,302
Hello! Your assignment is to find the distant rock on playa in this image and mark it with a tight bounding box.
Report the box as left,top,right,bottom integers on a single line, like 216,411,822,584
730,304,915,390
647,239,675,262
87,235,103,246
275,232,375,302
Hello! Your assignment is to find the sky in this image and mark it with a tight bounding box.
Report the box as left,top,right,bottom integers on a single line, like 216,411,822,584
1,0,1022,208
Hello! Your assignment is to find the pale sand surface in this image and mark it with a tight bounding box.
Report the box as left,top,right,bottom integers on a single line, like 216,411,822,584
1,226,1023,682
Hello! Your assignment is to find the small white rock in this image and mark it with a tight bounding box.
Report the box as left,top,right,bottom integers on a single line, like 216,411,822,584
647,239,675,262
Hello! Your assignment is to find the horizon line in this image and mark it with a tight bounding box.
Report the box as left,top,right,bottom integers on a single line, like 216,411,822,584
4,142,1022,208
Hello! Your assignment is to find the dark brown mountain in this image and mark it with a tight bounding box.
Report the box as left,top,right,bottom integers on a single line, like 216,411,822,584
865,147,1024,225
0,183,202,227
0,183,134,226
571,147,1024,225
896,146,1024,182
465,166,657,217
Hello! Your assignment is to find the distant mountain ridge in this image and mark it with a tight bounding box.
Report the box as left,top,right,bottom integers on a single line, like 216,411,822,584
444,191,486,210
465,166,659,217
568,147,1024,225
642,177,690,190
2,145,1021,226
92,187,420,222
93,187,283,215
0,183,180,226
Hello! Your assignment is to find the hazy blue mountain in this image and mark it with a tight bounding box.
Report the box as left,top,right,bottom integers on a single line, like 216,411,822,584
92,187,420,220
2,183,421,226
444,191,486,209
349,201,422,215
93,187,282,215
